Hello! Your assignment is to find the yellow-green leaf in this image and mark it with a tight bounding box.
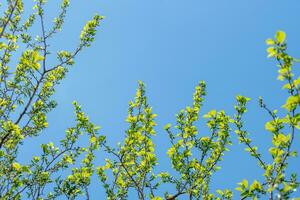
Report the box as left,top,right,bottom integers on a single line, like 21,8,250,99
276,30,286,44
12,162,21,171
266,38,275,45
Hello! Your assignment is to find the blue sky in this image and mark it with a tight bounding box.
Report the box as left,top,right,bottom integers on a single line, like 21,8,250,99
21,0,300,199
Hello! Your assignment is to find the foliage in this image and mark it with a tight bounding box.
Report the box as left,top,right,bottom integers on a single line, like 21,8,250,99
0,0,104,199
98,81,159,200
0,1,299,200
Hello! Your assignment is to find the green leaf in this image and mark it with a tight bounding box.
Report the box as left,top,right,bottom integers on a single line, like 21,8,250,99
276,30,286,44
265,121,275,132
164,123,171,130
282,95,300,111
12,162,21,171
267,47,277,57
265,38,275,45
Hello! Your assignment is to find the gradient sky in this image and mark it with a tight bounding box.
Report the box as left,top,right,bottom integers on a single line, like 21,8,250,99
20,0,300,199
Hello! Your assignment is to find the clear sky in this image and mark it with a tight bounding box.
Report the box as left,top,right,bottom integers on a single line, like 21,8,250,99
21,0,300,199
